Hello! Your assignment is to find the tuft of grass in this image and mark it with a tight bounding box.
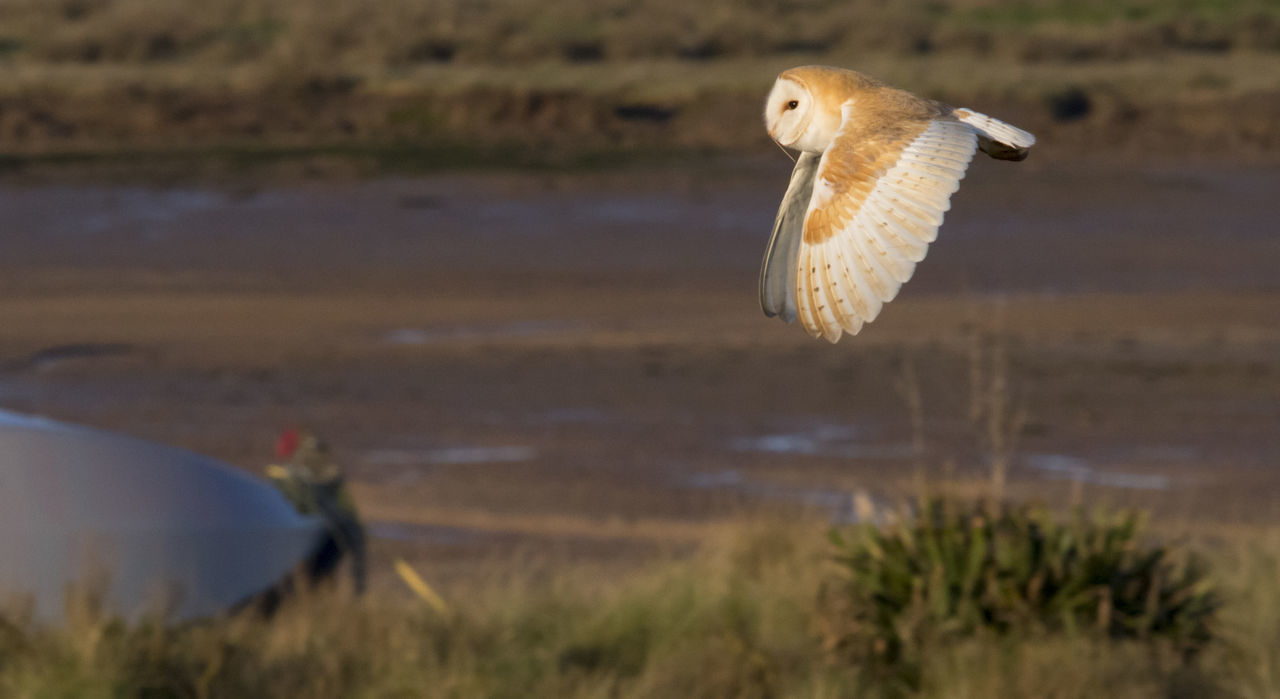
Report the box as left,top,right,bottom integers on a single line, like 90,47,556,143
0,0,1276,164
1,0,1278,72
822,498,1218,688
3,511,1280,697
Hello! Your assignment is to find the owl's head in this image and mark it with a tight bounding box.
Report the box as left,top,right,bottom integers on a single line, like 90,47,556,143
765,66,872,153
763,76,813,150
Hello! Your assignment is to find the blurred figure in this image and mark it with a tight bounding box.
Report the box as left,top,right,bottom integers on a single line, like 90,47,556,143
266,428,367,595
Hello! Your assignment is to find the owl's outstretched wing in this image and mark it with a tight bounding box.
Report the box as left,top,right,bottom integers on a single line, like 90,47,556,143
760,151,820,322
793,107,978,342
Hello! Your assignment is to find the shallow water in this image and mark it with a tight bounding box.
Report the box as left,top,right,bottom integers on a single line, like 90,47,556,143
363,446,537,467
381,321,578,346
3,161,1277,294
729,424,916,460
1023,453,1172,491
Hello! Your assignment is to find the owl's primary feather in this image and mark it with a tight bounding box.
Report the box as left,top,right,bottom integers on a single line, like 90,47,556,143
760,65,1035,342
760,151,819,322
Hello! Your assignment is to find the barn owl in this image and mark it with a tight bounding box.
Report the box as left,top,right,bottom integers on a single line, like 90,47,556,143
761,65,1035,342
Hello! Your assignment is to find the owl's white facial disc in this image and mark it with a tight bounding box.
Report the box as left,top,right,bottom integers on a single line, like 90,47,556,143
763,77,813,150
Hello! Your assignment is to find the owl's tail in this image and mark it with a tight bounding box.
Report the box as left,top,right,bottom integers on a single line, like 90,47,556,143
953,108,1036,161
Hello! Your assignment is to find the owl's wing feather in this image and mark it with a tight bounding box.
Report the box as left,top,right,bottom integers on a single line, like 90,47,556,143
953,107,1036,161
796,111,978,342
759,151,821,322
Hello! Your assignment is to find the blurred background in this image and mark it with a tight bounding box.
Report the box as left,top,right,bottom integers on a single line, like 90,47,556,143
1,0,1278,586
3,0,1280,162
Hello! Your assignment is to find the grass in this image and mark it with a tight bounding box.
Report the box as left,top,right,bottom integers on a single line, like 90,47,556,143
2,0,1275,103
825,499,1217,684
0,0,1278,166
1,0,1277,70
2,513,1280,698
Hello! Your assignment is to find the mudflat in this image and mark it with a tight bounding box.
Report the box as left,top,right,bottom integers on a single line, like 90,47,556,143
1,155,1277,586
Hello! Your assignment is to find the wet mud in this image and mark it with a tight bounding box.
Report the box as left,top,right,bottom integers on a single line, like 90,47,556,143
1,156,1277,586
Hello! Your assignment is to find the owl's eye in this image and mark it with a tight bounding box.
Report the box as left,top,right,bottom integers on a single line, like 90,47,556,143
786,100,799,110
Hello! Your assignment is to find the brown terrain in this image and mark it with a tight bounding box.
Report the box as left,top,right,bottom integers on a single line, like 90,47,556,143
5,59,1280,168
1,152,1277,591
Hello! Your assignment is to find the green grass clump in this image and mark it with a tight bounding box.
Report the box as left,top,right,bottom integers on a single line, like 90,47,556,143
1,0,1278,72
823,497,1218,683
0,0,1276,161
7,509,1280,698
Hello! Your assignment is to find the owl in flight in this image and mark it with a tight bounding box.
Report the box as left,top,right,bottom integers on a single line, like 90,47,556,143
761,65,1035,342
